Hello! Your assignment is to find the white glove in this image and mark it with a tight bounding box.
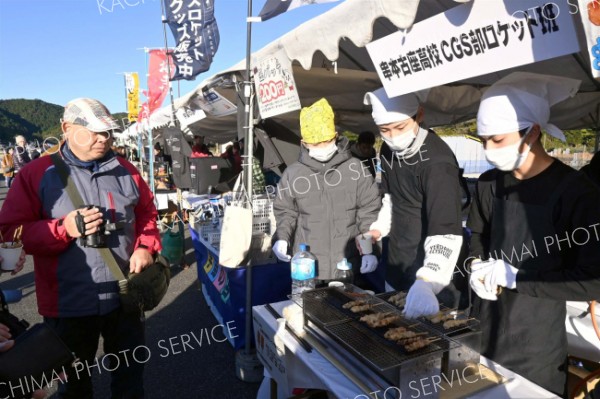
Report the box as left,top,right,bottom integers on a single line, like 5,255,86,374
369,194,392,240
469,259,498,301
403,279,440,319
272,240,291,262
485,259,518,291
360,255,378,274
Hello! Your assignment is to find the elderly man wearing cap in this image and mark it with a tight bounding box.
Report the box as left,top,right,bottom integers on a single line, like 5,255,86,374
0,98,161,398
467,72,600,395
363,88,464,319
272,98,381,283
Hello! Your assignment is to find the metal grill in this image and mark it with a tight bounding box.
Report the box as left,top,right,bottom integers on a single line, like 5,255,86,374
302,298,349,325
303,287,458,374
303,287,389,323
324,319,450,371
416,305,480,336
377,291,480,335
376,291,407,311
325,322,404,370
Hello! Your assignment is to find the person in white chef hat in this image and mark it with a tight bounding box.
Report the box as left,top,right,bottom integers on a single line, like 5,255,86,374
363,87,465,319
467,72,600,396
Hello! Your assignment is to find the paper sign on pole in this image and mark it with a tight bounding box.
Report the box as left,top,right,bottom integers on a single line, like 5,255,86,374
253,49,302,119
191,89,237,117
367,0,579,98
574,0,600,79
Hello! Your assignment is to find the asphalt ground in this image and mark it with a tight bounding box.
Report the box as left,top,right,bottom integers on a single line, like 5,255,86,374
0,184,262,399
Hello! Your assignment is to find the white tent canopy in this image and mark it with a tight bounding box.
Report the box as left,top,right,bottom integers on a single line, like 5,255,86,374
128,0,600,143
117,105,174,139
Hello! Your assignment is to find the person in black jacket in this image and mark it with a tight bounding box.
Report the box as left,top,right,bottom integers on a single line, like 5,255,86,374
364,88,464,319
350,131,377,178
467,72,600,396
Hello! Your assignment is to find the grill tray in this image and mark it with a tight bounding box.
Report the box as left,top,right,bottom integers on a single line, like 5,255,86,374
302,287,457,374
377,291,480,336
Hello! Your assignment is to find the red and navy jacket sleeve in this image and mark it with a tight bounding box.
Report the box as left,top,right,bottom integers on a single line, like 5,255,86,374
0,158,74,256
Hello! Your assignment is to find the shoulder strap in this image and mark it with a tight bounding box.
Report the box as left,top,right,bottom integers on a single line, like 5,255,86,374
50,153,84,207
49,154,128,286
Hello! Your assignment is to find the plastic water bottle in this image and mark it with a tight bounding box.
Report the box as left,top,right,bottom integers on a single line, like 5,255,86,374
291,243,316,297
333,258,354,289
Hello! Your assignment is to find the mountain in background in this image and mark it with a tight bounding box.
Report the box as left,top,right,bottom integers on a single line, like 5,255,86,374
0,99,63,142
0,99,128,144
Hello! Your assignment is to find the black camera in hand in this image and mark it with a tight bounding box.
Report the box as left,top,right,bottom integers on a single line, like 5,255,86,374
75,205,125,248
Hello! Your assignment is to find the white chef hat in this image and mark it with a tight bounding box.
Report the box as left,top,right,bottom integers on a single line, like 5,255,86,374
364,87,430,125
477,72,580,141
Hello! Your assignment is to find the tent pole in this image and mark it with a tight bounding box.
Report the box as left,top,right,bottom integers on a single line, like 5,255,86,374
121,73,129,120
160,0,177,127
149,129,155,195
243,0,255,358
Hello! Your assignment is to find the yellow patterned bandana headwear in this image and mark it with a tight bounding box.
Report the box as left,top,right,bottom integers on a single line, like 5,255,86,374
300,98,336,144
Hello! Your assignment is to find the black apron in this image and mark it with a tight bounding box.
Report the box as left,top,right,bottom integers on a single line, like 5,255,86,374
383,139,461,294
386,154,427,292
472,172,578,396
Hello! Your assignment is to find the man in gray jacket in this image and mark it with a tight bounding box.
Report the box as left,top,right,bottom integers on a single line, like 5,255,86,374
272,98,381,281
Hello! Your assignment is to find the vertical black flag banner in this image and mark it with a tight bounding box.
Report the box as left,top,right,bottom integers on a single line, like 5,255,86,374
163,0,220,81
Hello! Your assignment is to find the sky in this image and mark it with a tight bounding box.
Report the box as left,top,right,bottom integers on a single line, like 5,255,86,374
0,0,339,114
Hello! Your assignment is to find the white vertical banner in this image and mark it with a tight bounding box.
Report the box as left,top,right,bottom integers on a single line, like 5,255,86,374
253,49,301,119
367,0,579,98
574,0,600,79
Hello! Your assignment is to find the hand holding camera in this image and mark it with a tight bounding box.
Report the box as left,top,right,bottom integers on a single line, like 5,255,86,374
64,205,126,248
64,206,104,241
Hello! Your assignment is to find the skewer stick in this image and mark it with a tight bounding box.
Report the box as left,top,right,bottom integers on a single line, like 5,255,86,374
13,225,22,243
444,317,477,324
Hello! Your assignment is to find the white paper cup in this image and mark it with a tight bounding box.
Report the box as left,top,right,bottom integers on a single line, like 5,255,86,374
0,243,22,271
357,233,373,255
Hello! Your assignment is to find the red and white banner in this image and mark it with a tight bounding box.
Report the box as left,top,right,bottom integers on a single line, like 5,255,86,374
138,49,174,124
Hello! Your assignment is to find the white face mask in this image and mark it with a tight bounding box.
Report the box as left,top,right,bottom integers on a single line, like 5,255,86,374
381,122,417,151
308,141,337,162
484,128,532,171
